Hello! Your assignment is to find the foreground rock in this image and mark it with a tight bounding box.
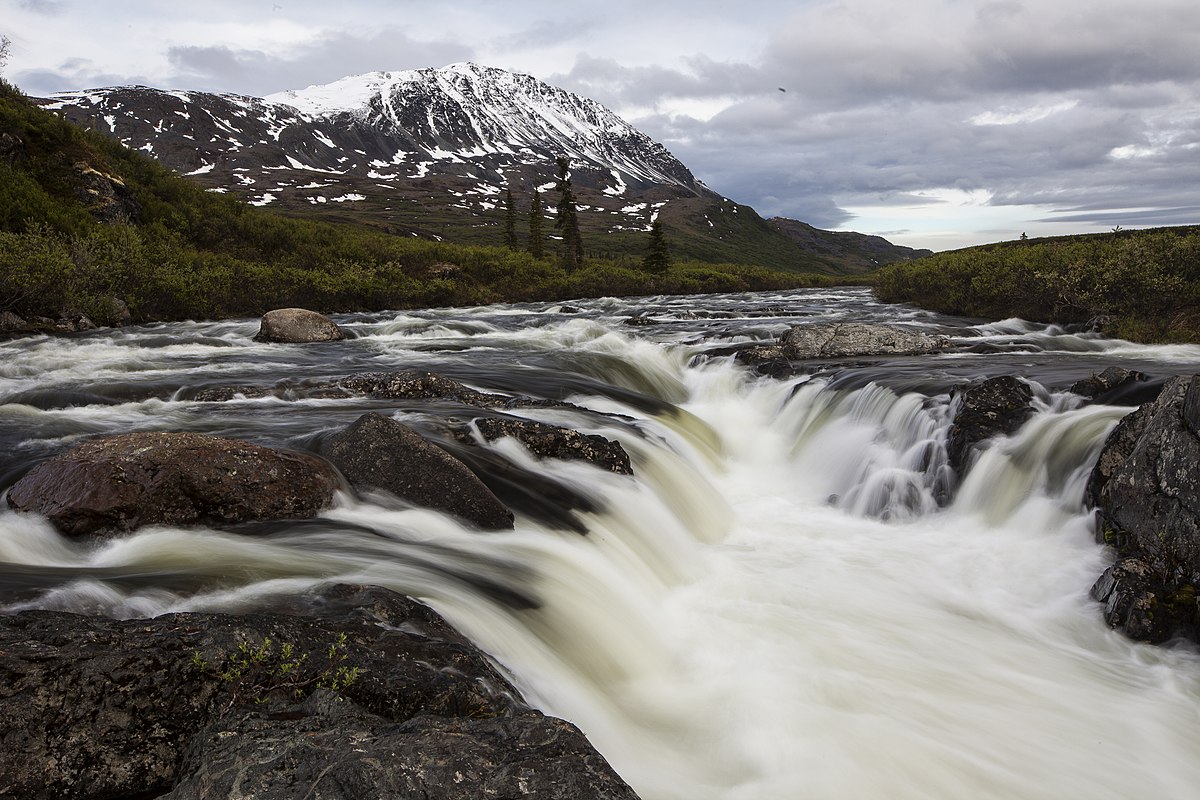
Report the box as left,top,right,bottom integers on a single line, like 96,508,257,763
6,431,339,536
254,307,345,343
946,376,1036,476
324,413,515,529
1087,375,1200,643
0,584,638,800
737,322,947,368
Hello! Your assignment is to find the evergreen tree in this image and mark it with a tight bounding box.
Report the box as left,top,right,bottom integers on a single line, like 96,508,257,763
554,156,583,271
528,189,544,259
642,218,671,273
504,188,518,250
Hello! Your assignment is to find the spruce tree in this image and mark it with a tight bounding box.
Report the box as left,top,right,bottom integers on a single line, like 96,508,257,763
554,156,583,271
504,188,518,250
643,218,671,273
528,190,544,259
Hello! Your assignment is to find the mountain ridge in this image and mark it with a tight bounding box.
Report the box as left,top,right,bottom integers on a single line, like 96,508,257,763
37,63,923,273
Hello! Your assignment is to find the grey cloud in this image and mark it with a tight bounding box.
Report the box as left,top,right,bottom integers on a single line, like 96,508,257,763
549,54,770,109
167,29,475,95
14,59,155,95
18,0,64,14
762,0,1200,108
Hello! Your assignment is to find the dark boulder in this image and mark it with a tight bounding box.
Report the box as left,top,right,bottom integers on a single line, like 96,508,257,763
1069,366,1155,405
1087,375,1200,643
6,431,339,536
0,584,637,800
324,413,514,530
254,307,345,343
464,417,634,476
946,376,1036,476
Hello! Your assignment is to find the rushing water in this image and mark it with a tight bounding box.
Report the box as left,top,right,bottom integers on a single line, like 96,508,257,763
4,286,1200,799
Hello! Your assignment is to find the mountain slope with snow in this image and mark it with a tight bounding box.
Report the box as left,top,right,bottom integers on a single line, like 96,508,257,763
37,64,923,272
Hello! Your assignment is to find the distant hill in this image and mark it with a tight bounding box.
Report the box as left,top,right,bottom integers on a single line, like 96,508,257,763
769,217,931,274
38,63,922,275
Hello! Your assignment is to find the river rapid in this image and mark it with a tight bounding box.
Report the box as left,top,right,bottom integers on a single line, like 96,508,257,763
3,286,1200,799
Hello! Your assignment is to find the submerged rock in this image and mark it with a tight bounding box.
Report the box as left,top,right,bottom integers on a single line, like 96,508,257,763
5,431,339,536
254,307,345,343
0,584,638,800
461,417,634,476
324,413,515,530
946,375,1036,476
1069,366,1156,405
1087,375,1200,643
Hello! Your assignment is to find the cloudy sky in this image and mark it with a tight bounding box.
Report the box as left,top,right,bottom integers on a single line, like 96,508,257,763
3,0,1198,250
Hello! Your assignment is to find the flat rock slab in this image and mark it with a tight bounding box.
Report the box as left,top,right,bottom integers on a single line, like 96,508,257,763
6,431,340,536
737,322,947,366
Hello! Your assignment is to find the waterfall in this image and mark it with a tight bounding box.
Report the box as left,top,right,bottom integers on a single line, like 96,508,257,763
3,287,1200,799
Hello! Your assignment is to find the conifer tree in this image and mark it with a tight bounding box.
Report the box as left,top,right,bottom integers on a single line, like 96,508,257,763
528,189,544,259
643,218,671,273
554,156,583,270
504,188,518,250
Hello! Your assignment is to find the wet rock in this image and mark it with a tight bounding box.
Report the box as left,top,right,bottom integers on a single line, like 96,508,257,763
337,370,571,412
781,323,947,358
6,431,339,536
324,413,514,530
946,375,1036,475
737,322,947,366
1087,375,1200,643
54,312,97,333
0,584,636,800
0,310,27,333
1069,367,1154,405
461,417,633,475
254,307,345,343
167,697,637,800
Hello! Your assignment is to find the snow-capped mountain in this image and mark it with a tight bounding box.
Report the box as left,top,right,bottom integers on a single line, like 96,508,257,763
41,64,710,232
38,64,925,271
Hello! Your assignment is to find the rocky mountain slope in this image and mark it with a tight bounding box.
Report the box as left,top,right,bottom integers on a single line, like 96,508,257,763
38,63,922,273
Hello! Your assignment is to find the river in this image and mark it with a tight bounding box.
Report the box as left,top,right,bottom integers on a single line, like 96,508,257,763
2,286,1200,799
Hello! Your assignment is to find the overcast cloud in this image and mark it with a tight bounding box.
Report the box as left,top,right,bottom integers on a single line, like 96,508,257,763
2,0,1197,249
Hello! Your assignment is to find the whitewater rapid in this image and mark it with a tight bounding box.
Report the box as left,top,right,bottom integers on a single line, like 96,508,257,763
3,287,1200,799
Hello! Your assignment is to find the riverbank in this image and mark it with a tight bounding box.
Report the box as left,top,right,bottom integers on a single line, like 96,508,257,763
871,225,1200,343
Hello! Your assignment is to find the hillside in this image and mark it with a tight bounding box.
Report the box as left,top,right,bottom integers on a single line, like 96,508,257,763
0,79,826,333
872,226,1200,342
37,63,921,275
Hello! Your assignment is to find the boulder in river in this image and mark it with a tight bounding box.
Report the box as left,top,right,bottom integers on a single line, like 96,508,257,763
946,375,1036,476
0,583,638,800
254,307,345,343
737,322,947,367
5,431,340,536
1087,375,1200,643
324,413,515,530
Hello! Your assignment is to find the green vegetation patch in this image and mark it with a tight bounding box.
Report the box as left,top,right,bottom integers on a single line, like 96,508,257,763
872,227,1200,343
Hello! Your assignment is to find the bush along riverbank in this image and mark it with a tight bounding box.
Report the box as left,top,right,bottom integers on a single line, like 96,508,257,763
872,226,1200,343
0,78,826,334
